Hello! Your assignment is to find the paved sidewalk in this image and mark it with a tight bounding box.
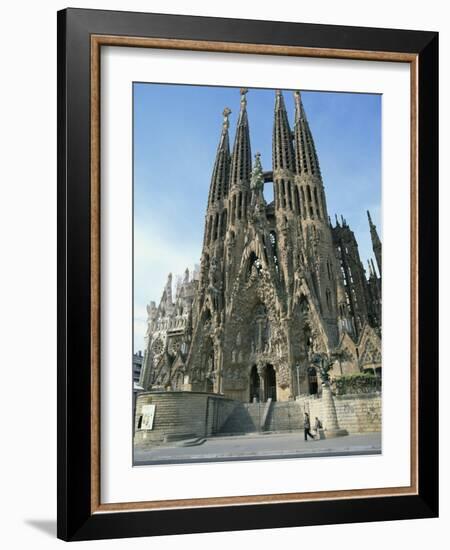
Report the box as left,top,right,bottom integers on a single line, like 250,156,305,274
134,431,381,465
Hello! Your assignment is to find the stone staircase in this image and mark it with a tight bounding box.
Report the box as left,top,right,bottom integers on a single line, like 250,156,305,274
217,400,303,435
218,402,265,434
264,401,303,432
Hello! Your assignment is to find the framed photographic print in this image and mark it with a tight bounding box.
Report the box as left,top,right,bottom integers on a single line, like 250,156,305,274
57,8,438,541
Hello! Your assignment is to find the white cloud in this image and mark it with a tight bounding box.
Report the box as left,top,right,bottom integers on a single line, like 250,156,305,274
133,220,201,351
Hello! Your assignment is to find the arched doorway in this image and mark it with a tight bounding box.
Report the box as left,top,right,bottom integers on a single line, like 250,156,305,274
308,366,318,395
249,365,260,402
264,365,277,401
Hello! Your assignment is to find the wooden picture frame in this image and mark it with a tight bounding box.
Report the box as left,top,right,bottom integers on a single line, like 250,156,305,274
57,8,438,541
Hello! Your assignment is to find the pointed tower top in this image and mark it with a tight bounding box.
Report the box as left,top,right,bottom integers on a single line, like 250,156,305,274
367,210,382,274
370,258,377,278
293,90,321,177
222,107,231,131
240,88,248,108
275,89,286,109
335,214,340,227
273,89,294,172
230,89,252,188
207,107,232,207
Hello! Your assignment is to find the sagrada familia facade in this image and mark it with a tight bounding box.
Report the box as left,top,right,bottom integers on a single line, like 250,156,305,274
139,89,382,403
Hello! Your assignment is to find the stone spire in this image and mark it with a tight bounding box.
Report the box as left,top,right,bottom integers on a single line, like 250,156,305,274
371,258,378,279
273,90,295,171
294,91,321,177
367,210,382,275
207,107,231,207
230,88,252,189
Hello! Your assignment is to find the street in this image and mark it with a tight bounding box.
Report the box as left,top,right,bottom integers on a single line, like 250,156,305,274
134,431,381,465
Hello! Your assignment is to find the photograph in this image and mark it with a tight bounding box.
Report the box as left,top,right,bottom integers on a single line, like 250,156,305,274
132,84,383,466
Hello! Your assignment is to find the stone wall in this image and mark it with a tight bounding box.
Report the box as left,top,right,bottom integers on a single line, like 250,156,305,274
134,391,238,447
296,392,381,433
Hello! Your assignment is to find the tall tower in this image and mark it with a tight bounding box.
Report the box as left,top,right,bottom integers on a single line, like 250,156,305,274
293,91,344,345
332,216,371,337
224,88,253,287
367,210,382,275
228,88,252,229
202,107,231,258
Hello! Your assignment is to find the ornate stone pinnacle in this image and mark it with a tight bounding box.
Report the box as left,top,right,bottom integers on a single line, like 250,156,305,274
240,88,248,107
250,152,264,190
222,107,231,130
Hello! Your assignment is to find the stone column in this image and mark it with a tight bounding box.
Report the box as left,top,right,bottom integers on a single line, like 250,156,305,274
257,363,266,402
320,382,348,438
213,327,224,394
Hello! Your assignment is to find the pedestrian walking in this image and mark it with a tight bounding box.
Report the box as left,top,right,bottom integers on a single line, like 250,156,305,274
304,412,314,441
314,416,322,439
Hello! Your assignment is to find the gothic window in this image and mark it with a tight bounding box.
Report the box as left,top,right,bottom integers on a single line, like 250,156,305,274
313,187,319,208
221,209,228,237
262,235,269,264
287,181,293,210
326,288,332,311
237,192,242,219
294,186,300,213
281,179,286,208
213,213,219,241
307,185,312,202
207,216,213,244
152,338,164,356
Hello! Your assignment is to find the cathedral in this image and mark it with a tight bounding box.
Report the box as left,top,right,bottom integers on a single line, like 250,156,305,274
139,89,382,403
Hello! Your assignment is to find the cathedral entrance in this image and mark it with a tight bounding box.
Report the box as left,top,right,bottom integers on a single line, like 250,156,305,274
249,364,277,402
264,364,277,401
308,366,318,395
249,365,260,402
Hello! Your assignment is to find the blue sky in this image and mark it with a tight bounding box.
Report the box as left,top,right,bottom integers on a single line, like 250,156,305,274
133,84,381,352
